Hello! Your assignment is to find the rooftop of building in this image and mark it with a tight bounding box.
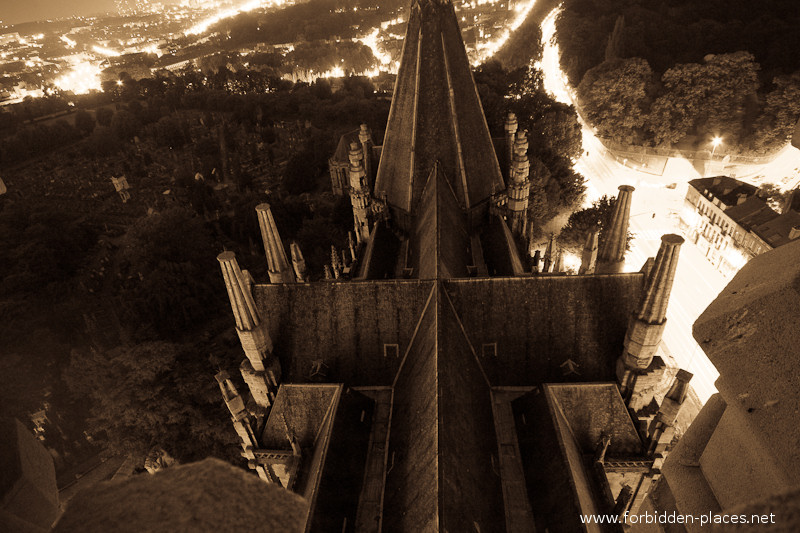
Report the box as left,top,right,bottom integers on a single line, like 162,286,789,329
511,383,641,532
751,209,800,248
372,0,505,215
689,176,759,208
723,195,779,230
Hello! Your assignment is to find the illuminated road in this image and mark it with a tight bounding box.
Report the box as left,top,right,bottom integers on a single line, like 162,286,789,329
539,8,728,402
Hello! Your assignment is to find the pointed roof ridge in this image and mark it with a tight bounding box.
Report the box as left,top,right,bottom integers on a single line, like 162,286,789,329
386,281,504,530
392,282,438,388
373,0,504,215
413,163,471,279
440,284,490,386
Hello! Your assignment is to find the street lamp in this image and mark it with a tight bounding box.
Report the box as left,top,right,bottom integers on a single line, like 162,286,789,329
711,136,723,157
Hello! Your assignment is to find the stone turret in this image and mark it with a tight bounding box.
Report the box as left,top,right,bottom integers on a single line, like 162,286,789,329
289,242,307,282
507,130,530,237
331,245,343,279
256,204,295,284
617,234,684,400
215,371,273,482
543,234,556,273
647,369,693,455
358,123,373,186
504,112,518,178
347,231,357,263
218,251,280,409
579,230,599,275
554,249,565,273
348,142,371,244
597,185,634,274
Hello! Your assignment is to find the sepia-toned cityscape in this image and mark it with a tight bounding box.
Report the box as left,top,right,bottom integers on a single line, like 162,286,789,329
2,0,799,531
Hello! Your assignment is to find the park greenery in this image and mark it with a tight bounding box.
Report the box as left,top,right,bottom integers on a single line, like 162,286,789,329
558,0,800,153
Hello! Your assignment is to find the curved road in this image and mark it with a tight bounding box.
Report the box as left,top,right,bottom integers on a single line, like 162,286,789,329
539,8,729,402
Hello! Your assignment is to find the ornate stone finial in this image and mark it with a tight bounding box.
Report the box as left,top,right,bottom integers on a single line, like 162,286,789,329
618,234,684,397
290,242,307,282
255,203,295,284
358,123,370,145
348,142,364,170
215,370,247,420
597,185,635,274
504,112,518,135
324,264,333,280
214,370,260,449
665,369,693,404
647,369,694,455
348,143,371,244
510,130,530,182
331,245,342,279
554,249,565,273
217,251,260,331
543,234,556,273
347,231,357,263
579,230,600,275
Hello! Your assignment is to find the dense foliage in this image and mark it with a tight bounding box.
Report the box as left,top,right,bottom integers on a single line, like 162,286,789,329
559,195,631,253
475,61,585,232
0,67,386,468
558,0,800,152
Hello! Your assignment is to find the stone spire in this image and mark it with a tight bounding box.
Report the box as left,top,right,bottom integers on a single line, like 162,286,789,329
597,185,634,274
579,230,599,275
347,231,357,263
348,142,371,244
218,251,280,409
218,251,262,333
215,371,258,445
554,249,565,273
507,129,530,237
358,123,373,184
647,369,693,455
543,234,556,273
331,245,342,279
256,203,295,284
635,234,683,324
290,242,307,282
504,112,518,178
617,234,684,396
214,370,271,482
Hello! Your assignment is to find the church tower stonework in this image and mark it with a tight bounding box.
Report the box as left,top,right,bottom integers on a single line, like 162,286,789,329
212,0,696,529
597,184,634,274
348,142,372,244
618,234,684,409
217,251,280,410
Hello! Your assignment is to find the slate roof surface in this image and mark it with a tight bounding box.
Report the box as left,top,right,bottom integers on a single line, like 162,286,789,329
373,0,505,214
723,196,778,230
260,384,340,449
689,176,758,207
